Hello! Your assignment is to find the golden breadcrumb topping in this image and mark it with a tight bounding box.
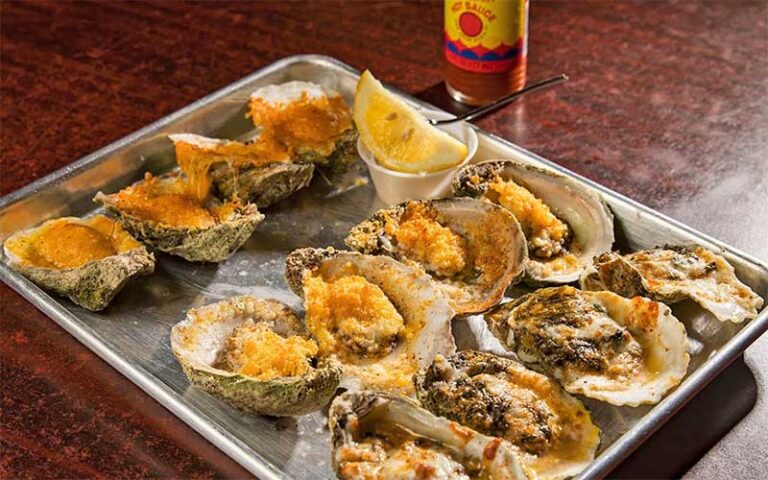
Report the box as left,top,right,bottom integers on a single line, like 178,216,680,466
304,274,405,358
386,203,468,277
222,321,317,381
489,178,569,258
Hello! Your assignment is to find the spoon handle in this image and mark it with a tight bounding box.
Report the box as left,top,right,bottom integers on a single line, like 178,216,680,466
430,74,569,126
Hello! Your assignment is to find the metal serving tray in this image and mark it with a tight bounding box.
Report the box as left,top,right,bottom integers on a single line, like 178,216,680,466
1,55,766,480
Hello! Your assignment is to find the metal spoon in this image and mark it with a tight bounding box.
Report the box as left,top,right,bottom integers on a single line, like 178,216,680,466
428,73,569,125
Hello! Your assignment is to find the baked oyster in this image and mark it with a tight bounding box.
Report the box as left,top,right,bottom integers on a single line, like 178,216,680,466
329,391,532,480
485,286,689,406
415,351,599,479
94,172,264,262
170,133,313,208
170,296,342,416
249,80,359,172
285,247,455,394
3,215,154,311
345,199,527,315
580,246,764,323
452,160,614,284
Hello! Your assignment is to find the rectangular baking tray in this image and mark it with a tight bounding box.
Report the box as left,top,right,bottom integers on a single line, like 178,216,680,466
1,55,766,480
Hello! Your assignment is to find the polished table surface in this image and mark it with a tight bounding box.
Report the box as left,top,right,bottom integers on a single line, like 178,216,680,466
1,1,767,478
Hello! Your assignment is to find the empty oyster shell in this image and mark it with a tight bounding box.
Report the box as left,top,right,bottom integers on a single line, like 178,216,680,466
345,198,528,315
415,351,600,479
329,390,533,480
249,81,359,172
485,286,689,406
94,172,264,262
169,133,314,208
452,160,614,284
284,247,455,395
580,246,764,323
3,215,154,311
170,296,342,416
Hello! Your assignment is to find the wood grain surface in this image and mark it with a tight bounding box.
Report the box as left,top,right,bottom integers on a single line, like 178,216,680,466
1,1,766,478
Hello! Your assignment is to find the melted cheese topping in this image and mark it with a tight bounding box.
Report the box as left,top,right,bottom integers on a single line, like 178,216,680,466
489,178,569,259
110,173,235,228
5,215,140,269
220,321,317,381
386,204,468,278
305,274,405,358
171,134,290,202
249,91,352,156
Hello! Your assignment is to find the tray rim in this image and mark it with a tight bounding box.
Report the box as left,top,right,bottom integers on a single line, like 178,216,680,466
1,53,766,480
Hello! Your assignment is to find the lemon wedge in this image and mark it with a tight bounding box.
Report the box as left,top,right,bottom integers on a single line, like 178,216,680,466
354,70,468,174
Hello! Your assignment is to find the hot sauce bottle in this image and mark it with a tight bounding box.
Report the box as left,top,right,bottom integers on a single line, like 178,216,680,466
444,0,529,105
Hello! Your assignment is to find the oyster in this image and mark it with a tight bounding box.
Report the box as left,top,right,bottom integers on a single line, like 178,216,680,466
249,81,359,172
94,172,264,262
580,246,764,323
345,199,528,315
284,247,455,394
452,160,614,284
170,296,342,416
329,391,532,480
485,286,689,406
415,351,600,480
3,215,154,311
170,133,314,208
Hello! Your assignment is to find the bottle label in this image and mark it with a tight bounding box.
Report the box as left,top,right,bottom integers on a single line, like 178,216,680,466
444,0,527,74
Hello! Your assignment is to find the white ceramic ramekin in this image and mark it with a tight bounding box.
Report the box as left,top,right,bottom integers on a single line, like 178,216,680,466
357,109,478,205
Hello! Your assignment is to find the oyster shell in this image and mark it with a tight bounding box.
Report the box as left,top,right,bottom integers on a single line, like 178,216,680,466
170,296,342,416
94,172,264,262
415,351,600,480
452,160,614,284
249,81,359,172
170,133,314,208
3,215,154,311
328,390,532,480
580,246,764,323
485,286,689,406
284,247,455,394
345,199,528,315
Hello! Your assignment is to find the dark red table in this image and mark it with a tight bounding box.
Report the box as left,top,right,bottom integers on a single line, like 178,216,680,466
2,1,766,478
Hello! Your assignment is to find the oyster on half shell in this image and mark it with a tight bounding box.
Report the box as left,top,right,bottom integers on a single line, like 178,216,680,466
485,286,690,406
249,81,359,172
3,215,154,311
94,172,264,262
345,198,528,315
453,160,614,284
329,391,533,480
170,133,314,209
580,246,764,323
284,247,455,395
170,296,342,416
415,351,600,480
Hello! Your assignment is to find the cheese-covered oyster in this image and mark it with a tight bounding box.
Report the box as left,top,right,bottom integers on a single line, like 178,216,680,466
345,199,527,315
170,133,313,208
415,351,600,479
249,81,359,172
285,247,455,395
580,246,764,323
170,296,342,416
329,391,532,480
485,286,689,406
94,172,264,262
3,215,154,311
453,160,614,284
